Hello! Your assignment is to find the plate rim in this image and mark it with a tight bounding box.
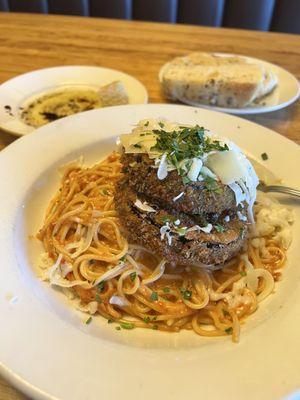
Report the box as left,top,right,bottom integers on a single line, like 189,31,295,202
0,104,299,400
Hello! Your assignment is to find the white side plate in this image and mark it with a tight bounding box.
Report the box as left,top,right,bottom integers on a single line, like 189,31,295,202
159,53,300,114
0,65,148,136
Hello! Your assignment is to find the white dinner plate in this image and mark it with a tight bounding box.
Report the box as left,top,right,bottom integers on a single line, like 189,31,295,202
0,65,148,136
159,53,300,115
0,104,300,400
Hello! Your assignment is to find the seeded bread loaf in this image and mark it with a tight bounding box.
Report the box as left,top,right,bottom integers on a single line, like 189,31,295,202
160,53,277,108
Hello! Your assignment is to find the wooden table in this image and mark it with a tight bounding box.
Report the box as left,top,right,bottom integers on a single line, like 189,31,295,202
0,12,299,400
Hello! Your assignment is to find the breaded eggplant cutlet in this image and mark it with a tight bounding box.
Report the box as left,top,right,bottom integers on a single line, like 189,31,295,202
116,153,248,268
115,120,258,269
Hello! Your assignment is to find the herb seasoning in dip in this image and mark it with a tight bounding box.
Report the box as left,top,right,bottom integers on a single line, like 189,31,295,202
21,81,129,128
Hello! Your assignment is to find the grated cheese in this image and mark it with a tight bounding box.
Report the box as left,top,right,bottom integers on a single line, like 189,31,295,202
120,119,259,222
134,198,156,213
173,192,184,202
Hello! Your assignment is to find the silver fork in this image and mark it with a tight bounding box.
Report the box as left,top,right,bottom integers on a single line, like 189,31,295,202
258,182,300,198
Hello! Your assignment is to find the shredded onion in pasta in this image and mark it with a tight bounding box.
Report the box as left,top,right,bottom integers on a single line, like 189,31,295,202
37,153,292,342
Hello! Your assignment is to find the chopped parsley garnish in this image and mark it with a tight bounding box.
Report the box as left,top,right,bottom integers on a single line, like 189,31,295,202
95,294,102,303
102,189,108,195
161,216,170,224
115,326,121,330
215,224,225,233
97,281,105,292
120,322,135,330
133,143,142,148
181,289,192,300
107,319,114,324
150,125,228,174
144,121,149,127
225,327,233,334
222,308,230,317
130,272,137,282
163,287,170,293
150,292,158,301
182,176,191,185
261,152,268,161
204,176,223,194
175,227,187,236
85,317,92,325
143,316,151,324
158,121,165,128
120,255,126,262
152,325,158,330
240,270,247,277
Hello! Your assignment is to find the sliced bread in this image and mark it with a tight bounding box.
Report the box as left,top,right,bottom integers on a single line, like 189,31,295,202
160,53,277,108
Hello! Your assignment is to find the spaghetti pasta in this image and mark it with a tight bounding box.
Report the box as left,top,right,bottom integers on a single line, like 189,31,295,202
38,153,292,342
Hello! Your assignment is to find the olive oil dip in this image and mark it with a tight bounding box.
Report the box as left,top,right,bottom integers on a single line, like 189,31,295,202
21,81,129,128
